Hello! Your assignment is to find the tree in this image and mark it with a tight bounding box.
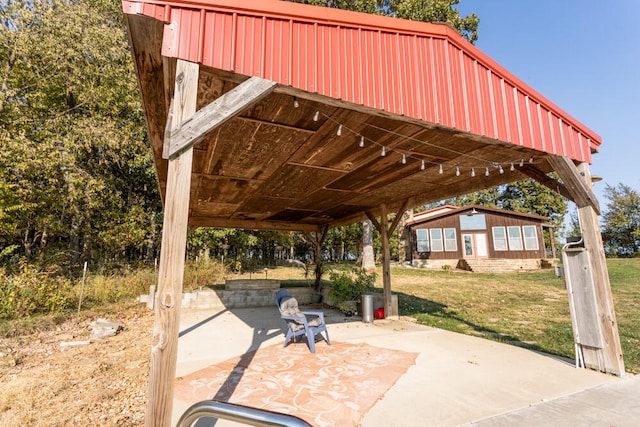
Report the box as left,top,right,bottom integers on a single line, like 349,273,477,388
0,0,158,268
288,0,479,43
601,183,640,256
361,220,376,270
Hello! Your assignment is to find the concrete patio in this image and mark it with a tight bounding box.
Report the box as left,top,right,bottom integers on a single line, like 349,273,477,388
172,306,639,426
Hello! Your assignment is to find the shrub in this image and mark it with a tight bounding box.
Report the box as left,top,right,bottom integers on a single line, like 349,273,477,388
328,268,377,304
0,261,74,319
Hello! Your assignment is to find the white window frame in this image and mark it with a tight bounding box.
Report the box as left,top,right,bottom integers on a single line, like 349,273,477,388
523,225,539,250
507,226,523,251
444,228,457,252
492,226,507,251
430,228,444,252
416,229,430,252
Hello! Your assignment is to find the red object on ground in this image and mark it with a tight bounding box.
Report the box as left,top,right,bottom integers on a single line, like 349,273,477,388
374,308,384,319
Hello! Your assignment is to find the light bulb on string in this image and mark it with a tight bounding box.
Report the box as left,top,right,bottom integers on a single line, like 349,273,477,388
456,166,460,176
336,124,342,136
471,167,475,177
510,162,515,172
421,160,425,170
293,97,299,108
313,111,320,121
519,158,524,167
529,156,534,163
499,165,504,174
402,153,407,164
485,167,490,176
359,136,365,147
381,146,386,157
439,164,443,174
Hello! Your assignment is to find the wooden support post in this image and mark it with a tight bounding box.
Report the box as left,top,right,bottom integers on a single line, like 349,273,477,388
379,204,393,318
575,163,625,375
551,157,624,375
146,60,199,426
366,200,408,319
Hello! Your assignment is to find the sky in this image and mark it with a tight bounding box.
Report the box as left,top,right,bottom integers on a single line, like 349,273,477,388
456,0,640,210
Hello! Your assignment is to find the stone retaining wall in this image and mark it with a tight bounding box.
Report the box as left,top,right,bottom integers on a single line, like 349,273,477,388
181,285,317,310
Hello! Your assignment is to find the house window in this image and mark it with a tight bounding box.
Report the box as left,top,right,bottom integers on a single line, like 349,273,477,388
430,229,443,251
444,228,457,251
507,226,523,250
460,213,486,230
523,226,539,250
493,227,507,251
416,229,429,252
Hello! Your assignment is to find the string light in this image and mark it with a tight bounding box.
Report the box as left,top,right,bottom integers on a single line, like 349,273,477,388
293,97,299,108
302,105,535,179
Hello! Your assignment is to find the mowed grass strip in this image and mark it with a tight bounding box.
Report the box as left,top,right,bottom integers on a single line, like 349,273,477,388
381,259,640,374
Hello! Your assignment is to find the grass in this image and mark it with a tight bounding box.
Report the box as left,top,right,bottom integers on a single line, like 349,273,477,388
377,259,640,374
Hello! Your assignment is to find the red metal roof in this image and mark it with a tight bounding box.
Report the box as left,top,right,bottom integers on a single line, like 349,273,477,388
122,0,601,163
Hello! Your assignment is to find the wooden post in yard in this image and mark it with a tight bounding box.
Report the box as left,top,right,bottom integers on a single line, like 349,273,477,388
146,59,198,426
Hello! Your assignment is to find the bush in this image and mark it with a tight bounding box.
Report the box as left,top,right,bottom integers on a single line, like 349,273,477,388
328,268,377,304
0,261,74,319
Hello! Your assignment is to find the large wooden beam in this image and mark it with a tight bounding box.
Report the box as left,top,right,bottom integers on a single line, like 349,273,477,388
574,163,625,375
146,60,199,426
519,164,575,202
163,76,277,159
548,156,600,214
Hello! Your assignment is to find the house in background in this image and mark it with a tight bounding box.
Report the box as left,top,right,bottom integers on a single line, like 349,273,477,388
401,205,555,272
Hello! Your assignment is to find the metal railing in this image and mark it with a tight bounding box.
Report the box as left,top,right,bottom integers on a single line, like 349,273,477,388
176,400,313,427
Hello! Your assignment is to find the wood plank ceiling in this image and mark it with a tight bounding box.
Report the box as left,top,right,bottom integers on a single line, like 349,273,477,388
123,1,601,232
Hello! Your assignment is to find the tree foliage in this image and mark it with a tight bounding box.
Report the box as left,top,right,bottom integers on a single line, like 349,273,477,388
0,0,159,269
601,183,640,256
287,0,479,43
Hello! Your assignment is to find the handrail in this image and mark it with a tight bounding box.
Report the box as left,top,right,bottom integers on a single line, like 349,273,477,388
176,400,313,427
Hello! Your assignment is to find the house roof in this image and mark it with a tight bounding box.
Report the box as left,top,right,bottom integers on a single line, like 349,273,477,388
405,204,550,227
122,0,600,231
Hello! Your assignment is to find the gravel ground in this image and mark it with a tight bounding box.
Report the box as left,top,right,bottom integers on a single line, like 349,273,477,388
0,304,153,426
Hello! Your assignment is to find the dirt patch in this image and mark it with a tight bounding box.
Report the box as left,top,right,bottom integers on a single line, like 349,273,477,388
0,305,153,426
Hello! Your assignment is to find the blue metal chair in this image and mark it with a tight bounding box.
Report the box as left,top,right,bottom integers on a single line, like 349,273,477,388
275,289,330,353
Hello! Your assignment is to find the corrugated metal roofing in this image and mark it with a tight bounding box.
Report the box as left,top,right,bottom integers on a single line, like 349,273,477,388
122,0,600,164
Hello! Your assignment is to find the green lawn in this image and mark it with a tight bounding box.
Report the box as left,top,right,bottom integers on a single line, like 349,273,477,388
378,258,640,374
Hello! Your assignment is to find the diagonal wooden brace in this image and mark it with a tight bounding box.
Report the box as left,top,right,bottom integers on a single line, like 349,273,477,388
163,76,278,159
